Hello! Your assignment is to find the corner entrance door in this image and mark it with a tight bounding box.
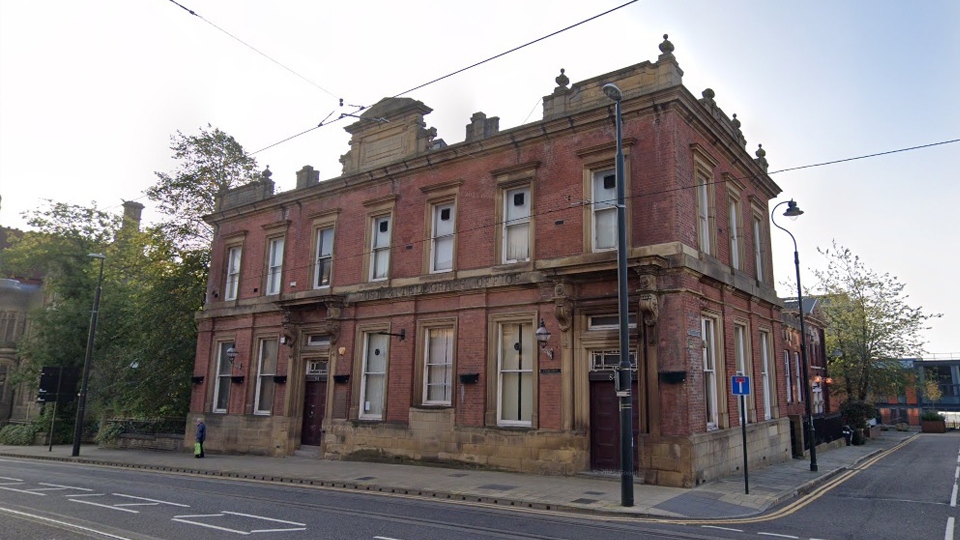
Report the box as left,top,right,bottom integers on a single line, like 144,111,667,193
589,372,639,472
301,379,326,446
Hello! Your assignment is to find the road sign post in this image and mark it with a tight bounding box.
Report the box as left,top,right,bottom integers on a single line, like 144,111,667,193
732,374,751,494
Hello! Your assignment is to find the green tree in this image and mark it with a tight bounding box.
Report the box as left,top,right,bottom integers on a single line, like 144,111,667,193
815,241,941,402
147,124,259,251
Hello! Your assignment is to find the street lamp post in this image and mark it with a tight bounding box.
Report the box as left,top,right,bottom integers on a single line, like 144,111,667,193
771,200,817,472
602,82,634,506
72,253,106,457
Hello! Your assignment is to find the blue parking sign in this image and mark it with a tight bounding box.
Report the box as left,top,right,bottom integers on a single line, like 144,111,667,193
731,375,751,395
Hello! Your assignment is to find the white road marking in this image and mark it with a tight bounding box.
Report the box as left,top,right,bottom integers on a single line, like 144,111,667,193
757,534,799,539
113,493,190,507
374,537,406,540
171,515,250,535
0,505,134,539
69,498,140,513
0,486,44,495
40,482,93,491
946,517,955,540
221,511,306,526
701,525,743,532
172,512,306,534
0,476,22,481
951,484,958,508
955,466,959,480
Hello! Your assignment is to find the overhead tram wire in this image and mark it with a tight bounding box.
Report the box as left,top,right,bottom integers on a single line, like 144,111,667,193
387,0,640,99
241,0,641,157
166,0,338,99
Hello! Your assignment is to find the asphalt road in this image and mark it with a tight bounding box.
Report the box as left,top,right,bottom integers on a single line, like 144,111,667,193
1,435,953,540
0,457,728,540
671,432,958,540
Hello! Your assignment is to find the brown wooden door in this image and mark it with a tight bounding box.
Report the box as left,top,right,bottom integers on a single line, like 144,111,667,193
589,374,639,472
301,380,326,446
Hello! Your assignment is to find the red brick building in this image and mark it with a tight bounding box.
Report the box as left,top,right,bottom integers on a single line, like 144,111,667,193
781,297,831,455
190,37,795,487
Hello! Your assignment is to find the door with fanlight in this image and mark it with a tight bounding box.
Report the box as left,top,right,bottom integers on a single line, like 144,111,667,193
588,350,639,472
301,358,328,447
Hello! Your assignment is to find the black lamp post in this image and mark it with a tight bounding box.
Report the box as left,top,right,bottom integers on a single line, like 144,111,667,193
771,200,818,472
72,253,106,457
602,82,634,506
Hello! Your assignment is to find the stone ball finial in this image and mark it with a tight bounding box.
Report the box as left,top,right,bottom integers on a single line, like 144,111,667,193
262,166,273,180
555,68,569,88
702,88,715,100
755,144,766,159
731,113,741,129
659,34,675,54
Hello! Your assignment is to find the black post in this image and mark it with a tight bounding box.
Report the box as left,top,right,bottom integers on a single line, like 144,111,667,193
771,200,817,472
793,249,818,472
741,394,749,494
72,254,106,457
604,83,634,507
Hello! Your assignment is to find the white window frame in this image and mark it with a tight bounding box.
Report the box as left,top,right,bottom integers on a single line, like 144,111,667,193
753,216,764,282
359,332,389,420
760,331,772,420
254,338,278,415
728,197,741,270
423,327,454,405
430,202,455,273
587,313,638,331
212,342,234,413
591,168,617,252
784,350,794,403
497,321,534,426
697,174,713,254
314,227,334,289
590,350,638,371
702,317,719,430
370,216,391,281
224,246,241,301
502,186,531,263
265,237,284,295
795,352,803,402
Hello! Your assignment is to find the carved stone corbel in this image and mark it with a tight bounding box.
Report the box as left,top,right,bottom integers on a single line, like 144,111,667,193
639,294,658,326
554,298,573,332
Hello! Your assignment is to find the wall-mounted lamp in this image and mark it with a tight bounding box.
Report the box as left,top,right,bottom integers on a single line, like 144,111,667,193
535,319,554,360
226,346,240,370
338,346,347,356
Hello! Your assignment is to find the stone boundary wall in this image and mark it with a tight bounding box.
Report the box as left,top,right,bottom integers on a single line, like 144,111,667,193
101,433,184,452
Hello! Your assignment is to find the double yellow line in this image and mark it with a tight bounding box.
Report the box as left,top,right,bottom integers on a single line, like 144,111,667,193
658,434,919,526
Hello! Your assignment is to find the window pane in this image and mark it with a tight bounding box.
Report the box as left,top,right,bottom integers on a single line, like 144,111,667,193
594,208,616,250
505,188,530,221
373,249,389,279
505,222,529,260
593,171,616,209
433,236,453,271
316,259,331,287
425,328,453,403
318,228,333,256
260,339,278,374
257,377,275,412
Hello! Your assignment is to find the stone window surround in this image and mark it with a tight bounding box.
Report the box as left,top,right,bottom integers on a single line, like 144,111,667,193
485,311,539,429
308,209,340,290
577,140,635,254
413,316,458,407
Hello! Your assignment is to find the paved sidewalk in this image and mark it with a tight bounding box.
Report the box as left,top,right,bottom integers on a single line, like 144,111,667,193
0,430,915,519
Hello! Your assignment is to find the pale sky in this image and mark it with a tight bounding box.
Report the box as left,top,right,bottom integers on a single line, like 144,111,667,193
1,1,958,355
